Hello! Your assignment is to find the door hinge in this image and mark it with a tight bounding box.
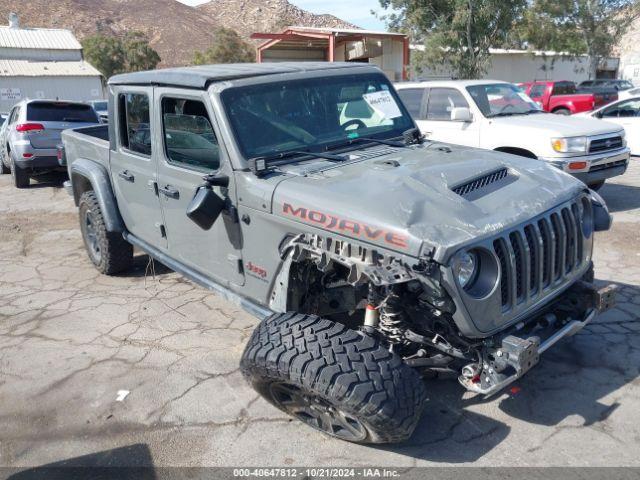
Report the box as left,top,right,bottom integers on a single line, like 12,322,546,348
227,254,243,274
223,204,239,224
156,223,167,238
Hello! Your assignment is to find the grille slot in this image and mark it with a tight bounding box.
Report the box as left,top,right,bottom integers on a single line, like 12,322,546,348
589,159,627,172
589,135,623,154
492,197,588,313
452,168,509,198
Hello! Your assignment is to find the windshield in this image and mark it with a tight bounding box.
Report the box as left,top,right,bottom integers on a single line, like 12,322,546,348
92,101,108,111
467,83,541,117
221,73,414,159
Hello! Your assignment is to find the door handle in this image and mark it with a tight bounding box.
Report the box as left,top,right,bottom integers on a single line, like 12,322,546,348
118,170,134,182
159,185,180,199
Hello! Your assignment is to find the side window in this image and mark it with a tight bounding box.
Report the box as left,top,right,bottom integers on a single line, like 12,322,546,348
397,88,426,119
529,84,546,98
119,93,151,156
426,88,469,121
9,106,19,124
161,97,220,171
602,99,640,118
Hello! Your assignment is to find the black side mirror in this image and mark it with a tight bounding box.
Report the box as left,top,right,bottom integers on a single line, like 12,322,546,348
186,186,226,230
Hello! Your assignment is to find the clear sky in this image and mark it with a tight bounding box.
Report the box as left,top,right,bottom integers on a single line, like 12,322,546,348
177,0,389,31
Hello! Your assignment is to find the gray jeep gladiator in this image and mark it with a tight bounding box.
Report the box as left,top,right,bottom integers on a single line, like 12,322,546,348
61,62,617,444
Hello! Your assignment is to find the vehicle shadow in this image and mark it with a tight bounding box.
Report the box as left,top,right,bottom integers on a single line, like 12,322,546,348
122,253,173,278
599,182,640,213
7,443,156,479
28,172,67,189
380,279,639,463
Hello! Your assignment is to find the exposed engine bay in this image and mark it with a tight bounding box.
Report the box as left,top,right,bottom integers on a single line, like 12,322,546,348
276,233,616,397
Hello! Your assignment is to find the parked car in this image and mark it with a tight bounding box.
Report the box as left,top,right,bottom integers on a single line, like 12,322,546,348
88,100,108,123
578,79,634,92
395,80,630,190
0,99,99,187
62,63,616,444
520,80,616,115
576,96,640,155
617,86,640,100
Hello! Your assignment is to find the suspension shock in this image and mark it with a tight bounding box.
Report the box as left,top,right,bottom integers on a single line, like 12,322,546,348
379,287,409,345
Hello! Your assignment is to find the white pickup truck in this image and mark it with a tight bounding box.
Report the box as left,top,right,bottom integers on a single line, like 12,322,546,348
395,80,630,189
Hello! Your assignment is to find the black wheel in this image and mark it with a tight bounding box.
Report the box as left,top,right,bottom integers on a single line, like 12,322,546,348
79,191,133,275
589,180,605,191
10,155,29,188
241,312,427,444
553,108,571,115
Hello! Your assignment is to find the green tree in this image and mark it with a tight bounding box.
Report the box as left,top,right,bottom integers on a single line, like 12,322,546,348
193,28,255,65
82,32,161,80
82,34,126,80
520,0,640,79
380,0,527,78
123,31,161,72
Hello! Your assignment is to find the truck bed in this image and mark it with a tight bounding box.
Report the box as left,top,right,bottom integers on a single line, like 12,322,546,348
61,124,110,170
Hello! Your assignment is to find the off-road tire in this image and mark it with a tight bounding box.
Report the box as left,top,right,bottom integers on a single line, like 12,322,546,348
10,157,29,188
241,312,427,444
79,191,133,275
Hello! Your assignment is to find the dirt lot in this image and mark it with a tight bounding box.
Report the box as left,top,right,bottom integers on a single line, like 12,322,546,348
1,163,639,469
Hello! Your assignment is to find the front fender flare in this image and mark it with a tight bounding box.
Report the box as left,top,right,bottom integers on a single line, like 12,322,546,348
70,158,126,233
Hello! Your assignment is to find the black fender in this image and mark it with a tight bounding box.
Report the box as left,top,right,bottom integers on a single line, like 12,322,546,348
70,158,126,233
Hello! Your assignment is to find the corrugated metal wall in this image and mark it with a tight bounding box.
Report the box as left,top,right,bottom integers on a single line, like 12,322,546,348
0,48,81,61
0,76,105,112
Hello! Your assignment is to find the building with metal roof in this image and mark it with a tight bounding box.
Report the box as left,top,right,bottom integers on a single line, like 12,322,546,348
0,13,104,112
251,26,410,82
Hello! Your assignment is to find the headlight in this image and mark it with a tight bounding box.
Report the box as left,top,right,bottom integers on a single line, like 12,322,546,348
551,136,587,153
453,251,477,289
620,130,627,147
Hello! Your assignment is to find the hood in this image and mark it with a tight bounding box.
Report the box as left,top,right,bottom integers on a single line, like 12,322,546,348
491,112,623,137
272,144,586,262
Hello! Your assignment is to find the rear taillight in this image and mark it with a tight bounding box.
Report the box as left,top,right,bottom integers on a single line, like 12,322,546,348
16,123,45,132
56,148,63,161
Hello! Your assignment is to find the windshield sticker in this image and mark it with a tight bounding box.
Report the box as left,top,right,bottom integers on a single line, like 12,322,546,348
363,91,403,119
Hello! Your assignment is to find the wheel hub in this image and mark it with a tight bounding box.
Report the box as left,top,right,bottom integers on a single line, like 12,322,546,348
84,210,102,263
269,382,367,442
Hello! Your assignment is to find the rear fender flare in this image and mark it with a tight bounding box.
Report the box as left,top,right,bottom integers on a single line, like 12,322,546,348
70,158,125,233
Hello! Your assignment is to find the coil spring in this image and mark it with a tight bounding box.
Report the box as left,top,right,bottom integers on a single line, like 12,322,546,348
379,300,409,345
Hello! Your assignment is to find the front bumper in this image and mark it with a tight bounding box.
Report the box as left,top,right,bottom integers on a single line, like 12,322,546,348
543,148,630,185
459,282,617,397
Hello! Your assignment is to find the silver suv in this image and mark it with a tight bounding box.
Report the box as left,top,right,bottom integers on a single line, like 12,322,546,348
0,99,98,188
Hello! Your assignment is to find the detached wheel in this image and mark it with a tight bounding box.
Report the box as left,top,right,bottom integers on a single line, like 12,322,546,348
79,191,133,275
10,156,29,188
241,313,427,444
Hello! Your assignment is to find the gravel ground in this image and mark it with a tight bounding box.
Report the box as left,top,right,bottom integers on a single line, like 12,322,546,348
0,162,639,469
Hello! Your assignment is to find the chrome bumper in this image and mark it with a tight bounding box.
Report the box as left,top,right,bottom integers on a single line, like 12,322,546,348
459,283,617,397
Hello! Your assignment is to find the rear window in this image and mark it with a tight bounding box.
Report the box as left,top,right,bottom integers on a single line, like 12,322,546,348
26,102,98,123
553,82,576,95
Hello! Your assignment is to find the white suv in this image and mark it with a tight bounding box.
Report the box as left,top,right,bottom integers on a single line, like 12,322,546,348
395,80,630,189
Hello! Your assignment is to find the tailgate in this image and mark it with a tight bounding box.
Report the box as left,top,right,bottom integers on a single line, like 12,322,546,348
29,121,97,149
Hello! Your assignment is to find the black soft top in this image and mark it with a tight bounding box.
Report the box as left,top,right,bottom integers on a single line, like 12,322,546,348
108,62,376,89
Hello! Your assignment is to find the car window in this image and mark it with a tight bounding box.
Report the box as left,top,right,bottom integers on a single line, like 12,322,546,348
553,82,576,95
92,101,108,111
119,93,151,156
426,88,469,121
529,84,546,98
397,88,426,119
601,99,640,117
161,97,220,171
581,81,593,87
26,102,98,123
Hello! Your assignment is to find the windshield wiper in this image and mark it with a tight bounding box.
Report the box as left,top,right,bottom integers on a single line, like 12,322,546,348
325,128,423,152
248,149,348,176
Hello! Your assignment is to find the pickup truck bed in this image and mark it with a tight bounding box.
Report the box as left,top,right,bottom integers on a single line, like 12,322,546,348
61,125,110,169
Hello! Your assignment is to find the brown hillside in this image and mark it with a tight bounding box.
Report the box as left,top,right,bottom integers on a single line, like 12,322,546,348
0,0,222,67
198,0,359,39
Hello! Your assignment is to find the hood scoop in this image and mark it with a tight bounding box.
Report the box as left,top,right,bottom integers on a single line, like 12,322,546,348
451,167,514,200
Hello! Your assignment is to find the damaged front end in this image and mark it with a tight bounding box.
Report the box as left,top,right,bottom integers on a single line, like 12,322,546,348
269,188,616,398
